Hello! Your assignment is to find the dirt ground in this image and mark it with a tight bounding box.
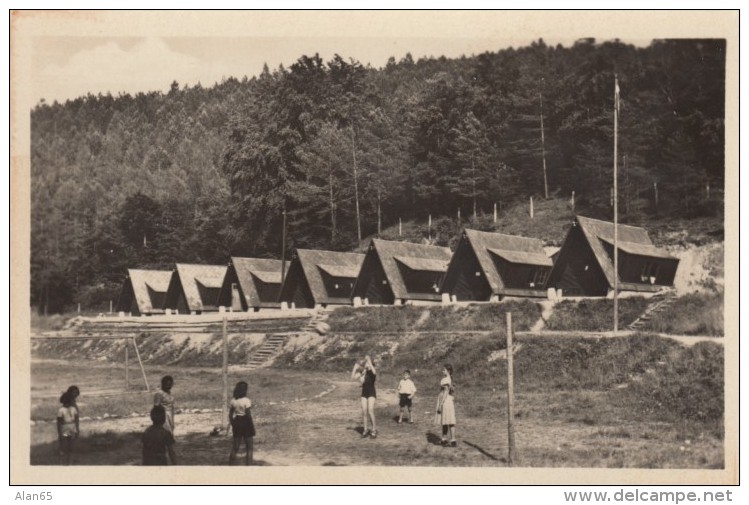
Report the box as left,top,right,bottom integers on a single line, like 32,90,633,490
30,364,723,468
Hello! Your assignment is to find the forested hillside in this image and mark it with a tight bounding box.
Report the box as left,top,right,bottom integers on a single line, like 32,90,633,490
30,38,725,312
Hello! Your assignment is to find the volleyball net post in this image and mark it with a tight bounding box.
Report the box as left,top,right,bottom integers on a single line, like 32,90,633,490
30,332,150,394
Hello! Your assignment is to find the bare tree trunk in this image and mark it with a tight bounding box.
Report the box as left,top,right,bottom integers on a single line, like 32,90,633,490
377,185,381,236
623,154,630,214
471,157,477,220
540,90,549,199
281,208,287,285
351,127,362,246
329,171,336,243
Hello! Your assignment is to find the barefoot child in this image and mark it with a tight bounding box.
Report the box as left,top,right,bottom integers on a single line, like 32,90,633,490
57,389,79,465
352,355,377,438
142,405,177,465
153,375,175,434
228,381,255,465
396,369,417,424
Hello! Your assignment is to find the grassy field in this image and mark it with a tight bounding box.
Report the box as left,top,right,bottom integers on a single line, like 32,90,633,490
30,332,723,468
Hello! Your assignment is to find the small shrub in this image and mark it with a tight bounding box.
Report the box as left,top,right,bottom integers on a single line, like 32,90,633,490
640,293,724,336
30,313,71,332
328,301,540,334
545,298,651,332
74,282,122,312
626,341,724,422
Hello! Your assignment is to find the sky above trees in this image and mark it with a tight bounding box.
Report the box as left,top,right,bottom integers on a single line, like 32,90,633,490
26,9,685,104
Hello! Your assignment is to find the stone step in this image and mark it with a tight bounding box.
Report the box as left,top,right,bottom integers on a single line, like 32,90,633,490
245,334,287,367
628,295,677,330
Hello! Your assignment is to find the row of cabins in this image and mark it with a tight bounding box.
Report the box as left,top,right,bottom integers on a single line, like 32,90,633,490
116,216,680,316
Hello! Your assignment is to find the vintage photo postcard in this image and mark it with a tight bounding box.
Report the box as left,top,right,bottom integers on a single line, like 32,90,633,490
9,10,739,485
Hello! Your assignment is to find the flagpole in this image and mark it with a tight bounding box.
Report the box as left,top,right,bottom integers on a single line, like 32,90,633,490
613,75,619,335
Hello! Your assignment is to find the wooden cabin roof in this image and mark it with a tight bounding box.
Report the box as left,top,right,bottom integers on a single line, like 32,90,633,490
294,249,365,304
173,263,227,311
364,239,452,300
487,248,553,267
230,257,283,307
458,229,551,294
575,215,678,288
125,269,172,314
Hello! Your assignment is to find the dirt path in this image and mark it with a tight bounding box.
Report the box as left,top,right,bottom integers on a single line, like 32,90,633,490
30,371,723,468
530,301,555,332
516,330,722,346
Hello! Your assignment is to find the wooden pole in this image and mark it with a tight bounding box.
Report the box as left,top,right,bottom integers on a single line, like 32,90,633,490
506,312,516,466
125,342,130,390
399,218,402,236
132,336,150,392
493,202,497,223
613,75,619,335
351,127,362,247
109,300,113,314
222,316,229,431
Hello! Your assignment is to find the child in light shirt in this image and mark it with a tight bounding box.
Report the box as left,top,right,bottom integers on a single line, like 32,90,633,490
397,369,417,424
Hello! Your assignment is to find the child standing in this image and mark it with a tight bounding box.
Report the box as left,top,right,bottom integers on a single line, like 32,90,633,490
57,389,80,465
228,381,255,465
396,369,417,424
142,405,178,465
435,364,457,447
153,375,175,434
351,355,377,438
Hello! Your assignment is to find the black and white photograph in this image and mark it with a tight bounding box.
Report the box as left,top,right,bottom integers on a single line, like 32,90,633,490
9,10,739,486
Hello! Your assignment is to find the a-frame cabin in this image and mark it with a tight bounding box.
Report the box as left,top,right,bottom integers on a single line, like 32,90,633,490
116,269,172,316
441,229,552,302
163,264,228,314
351,238,452,305
546,215,679,297
278,249,364,309
217,257,283,312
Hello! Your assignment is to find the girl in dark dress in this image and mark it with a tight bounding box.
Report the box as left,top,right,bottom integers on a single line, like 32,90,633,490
351,355,377,438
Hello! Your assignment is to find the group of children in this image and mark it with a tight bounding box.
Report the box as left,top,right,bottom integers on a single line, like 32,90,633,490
352,356,458,447
56,374,256,466
143,375,256,466
55,360,457,465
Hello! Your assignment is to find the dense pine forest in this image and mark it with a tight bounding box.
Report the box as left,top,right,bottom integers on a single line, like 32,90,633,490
30,38,725,313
